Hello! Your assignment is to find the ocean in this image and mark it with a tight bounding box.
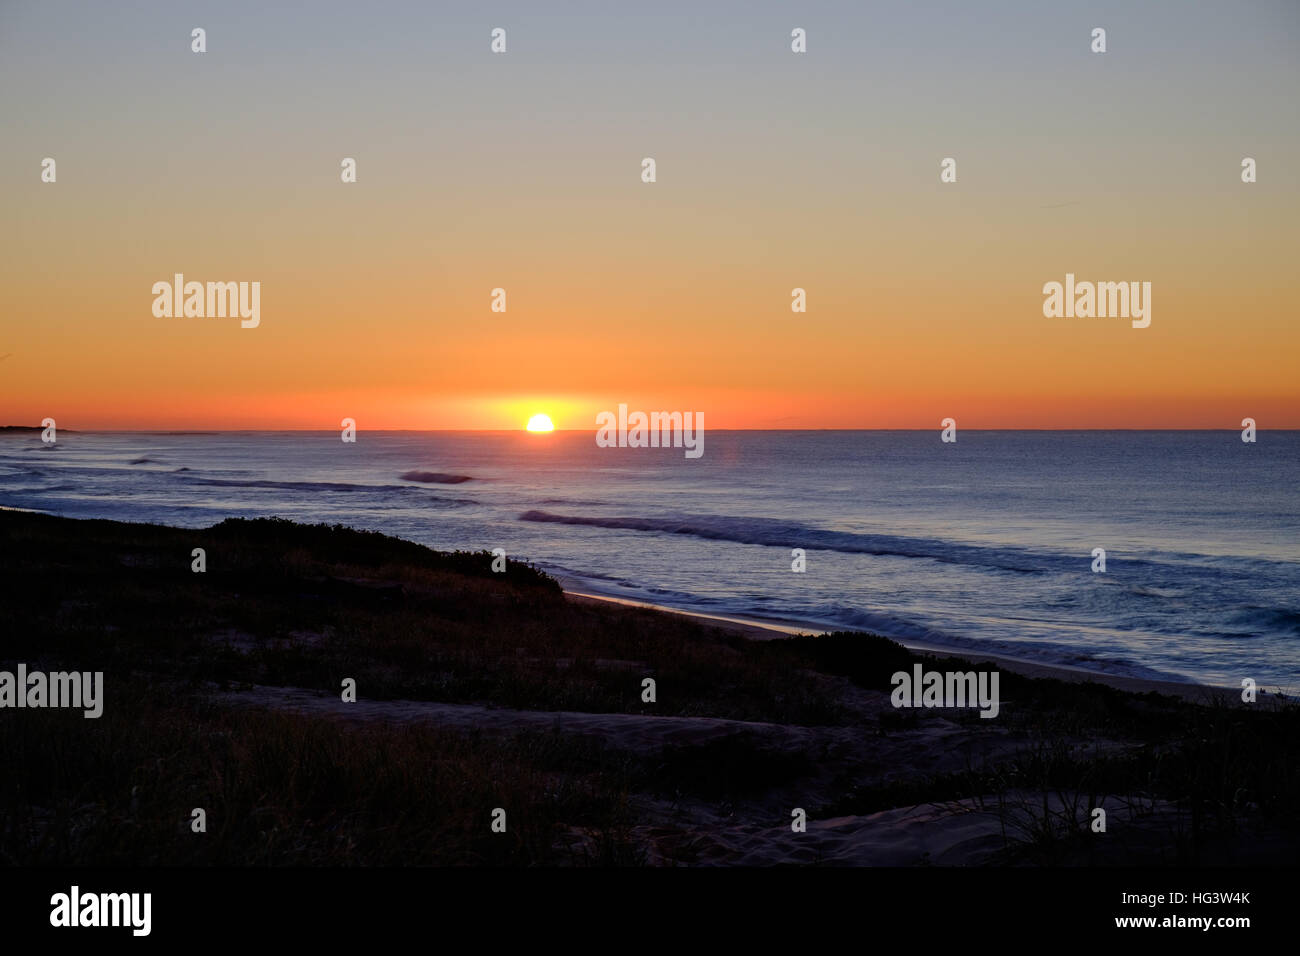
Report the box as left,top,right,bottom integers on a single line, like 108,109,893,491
2,429,1297,690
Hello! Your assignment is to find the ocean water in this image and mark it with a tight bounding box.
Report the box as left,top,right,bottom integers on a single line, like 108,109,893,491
2,429,1297,690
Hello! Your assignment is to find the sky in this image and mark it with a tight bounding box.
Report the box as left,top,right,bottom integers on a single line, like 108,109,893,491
1,0,1298,429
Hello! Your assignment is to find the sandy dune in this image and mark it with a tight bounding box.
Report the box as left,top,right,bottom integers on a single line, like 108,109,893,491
213,679,1158,866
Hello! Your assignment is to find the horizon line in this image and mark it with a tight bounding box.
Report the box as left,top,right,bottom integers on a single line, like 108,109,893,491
6,426,1297,434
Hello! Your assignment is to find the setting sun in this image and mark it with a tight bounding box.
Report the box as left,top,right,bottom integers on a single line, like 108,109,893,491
526,413,555,433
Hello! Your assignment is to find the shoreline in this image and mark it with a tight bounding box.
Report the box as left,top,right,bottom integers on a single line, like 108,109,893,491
4,507,1295,868
0,508,1260,704
563,590,1244,705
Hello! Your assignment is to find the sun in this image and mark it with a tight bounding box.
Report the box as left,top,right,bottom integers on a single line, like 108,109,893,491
525,413,554,433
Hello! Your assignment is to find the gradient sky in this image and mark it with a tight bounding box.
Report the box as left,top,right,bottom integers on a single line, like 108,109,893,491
2,0,1297,429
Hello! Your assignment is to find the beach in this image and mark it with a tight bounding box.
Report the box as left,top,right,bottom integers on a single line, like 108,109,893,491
564,591,1246,704
2,509,1294,867
4,0,1297,930
4,429,1296,693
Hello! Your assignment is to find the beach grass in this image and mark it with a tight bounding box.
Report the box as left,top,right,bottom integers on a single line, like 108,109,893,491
2,510,1296,866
